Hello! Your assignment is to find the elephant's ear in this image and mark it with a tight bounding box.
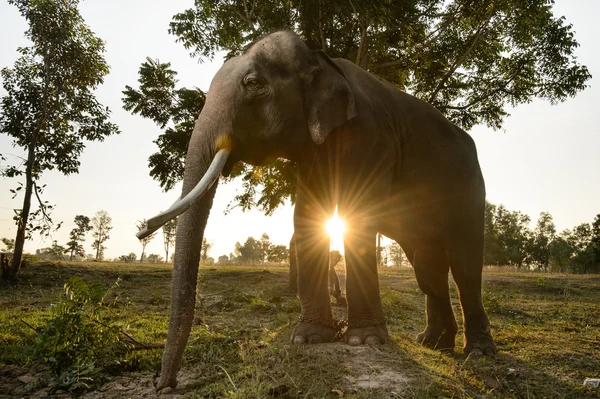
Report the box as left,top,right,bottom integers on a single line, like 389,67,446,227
304,51,357,145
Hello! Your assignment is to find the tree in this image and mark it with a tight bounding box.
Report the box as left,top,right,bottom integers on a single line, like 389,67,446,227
386,242,406,267
162,218,177,264
267,244,289,263
527,212,556,271
566,223,594,274
218,255,229,264
201,237,212,263
147,254,163,264
590,214,600,270
91,211,112,261
484,204,531,267
136,219,156,262
1,0,119,280
36,240,65,260
124,0,590,216
258,233,272,262
1,238,15,252
119,253,137,263
235,237,262,264
548,232,574,273
64,215,92,260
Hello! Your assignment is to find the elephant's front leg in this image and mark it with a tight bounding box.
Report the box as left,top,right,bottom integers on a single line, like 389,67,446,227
291,188,336,344
343,222,388,345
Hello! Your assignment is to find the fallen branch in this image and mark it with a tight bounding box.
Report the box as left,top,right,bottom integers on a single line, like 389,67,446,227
21,319,38,331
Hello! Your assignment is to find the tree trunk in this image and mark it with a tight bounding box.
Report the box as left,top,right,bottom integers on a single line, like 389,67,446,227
9,139,36,281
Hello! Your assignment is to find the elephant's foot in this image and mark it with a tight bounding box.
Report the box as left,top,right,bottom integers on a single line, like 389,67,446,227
416,327,456,352
343,324,388,346
291,321,336,344
464,327,497,356
155,371,178,392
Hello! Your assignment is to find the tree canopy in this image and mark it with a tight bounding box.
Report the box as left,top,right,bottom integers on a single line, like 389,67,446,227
124,0,590,215
1,0,119,278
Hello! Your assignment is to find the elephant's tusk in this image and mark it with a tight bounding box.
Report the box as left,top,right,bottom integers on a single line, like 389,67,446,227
136,148,231,240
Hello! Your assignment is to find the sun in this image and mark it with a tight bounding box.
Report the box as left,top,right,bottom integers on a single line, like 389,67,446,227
326,215,346,237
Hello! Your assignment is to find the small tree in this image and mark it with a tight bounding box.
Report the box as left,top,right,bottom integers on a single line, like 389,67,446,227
218,255,229,264
1,0,119,280
162,218,177,264
258,233,272,263
147,254,163,264
36,240,65,260
136,219,156,262
201,237,212,263
235,237,262,264
91,211,112,261
387,242,406,267
64,215,92,260
267,244,289,263
119,253,137,263
527,212,556,271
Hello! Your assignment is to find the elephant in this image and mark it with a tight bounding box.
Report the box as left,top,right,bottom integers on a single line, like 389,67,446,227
137,30,496,390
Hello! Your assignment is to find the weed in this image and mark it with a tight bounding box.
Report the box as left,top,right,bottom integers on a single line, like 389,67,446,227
537,276,546,286
32,277,132,392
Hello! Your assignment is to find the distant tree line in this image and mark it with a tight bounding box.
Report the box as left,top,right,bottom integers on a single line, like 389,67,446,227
483,202,600,273
215,233,289,265
374,201,600,274
3,203,598,274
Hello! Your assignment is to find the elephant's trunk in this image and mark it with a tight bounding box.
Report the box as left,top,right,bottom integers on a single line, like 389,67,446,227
155,116,228,390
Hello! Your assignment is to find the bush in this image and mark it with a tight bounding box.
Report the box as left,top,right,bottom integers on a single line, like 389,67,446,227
34,277,132,392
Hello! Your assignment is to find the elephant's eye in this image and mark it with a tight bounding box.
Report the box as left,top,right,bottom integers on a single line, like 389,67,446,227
243,74,264,91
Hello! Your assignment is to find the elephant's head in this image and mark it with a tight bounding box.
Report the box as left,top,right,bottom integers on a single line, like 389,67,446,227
138,31,356,390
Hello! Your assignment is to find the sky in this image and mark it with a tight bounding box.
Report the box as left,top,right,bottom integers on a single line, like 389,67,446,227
0,0,598,261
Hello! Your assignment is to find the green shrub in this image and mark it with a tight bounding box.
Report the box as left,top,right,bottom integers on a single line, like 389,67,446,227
34,277,132,392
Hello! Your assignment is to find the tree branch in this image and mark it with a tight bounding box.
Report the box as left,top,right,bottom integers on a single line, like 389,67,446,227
428,23,487,104
32,181,51,224
349,0,368,68
438,74,519,111
318,0,327,51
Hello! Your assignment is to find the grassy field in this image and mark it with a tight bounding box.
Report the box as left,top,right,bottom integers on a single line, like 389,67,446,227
1,261,599,398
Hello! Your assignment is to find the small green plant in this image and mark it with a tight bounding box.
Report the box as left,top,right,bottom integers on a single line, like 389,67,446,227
34,277,132,392
537,276,546,286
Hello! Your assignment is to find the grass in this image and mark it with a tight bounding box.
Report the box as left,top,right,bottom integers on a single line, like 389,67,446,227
1,261,599,398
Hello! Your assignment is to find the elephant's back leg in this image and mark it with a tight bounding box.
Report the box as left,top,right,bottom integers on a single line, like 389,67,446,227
405,239,458,351
447,211,497,356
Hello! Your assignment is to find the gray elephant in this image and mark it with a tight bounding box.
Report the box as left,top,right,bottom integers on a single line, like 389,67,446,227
137,31,496,390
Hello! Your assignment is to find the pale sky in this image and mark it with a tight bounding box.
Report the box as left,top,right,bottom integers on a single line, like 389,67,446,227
0,1,598,261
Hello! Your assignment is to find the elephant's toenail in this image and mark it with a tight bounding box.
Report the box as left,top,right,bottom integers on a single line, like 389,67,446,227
469,348,484,357
308,335,323,344
364,336,380,345
293,336,306,344
348,336,362,346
